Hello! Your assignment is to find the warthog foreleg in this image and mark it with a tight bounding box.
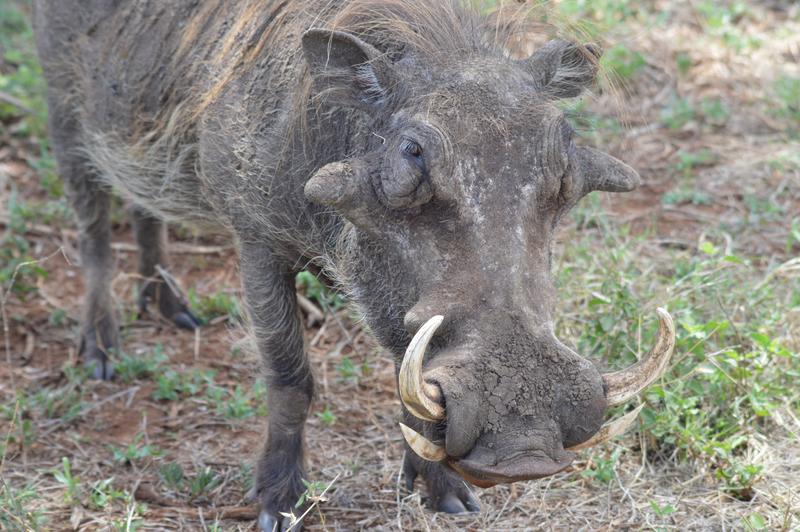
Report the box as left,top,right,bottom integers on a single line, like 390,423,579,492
240,244,314,532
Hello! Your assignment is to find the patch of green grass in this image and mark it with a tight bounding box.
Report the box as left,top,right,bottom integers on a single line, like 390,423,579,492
560,98,622,140
316,405,337,426
601,44,646,82
48,307,68,327
662,187,712,206
110,434,163,466
295,479,331,509
188,467,220,500
661,97,695,130
52,457,80,505
557,217,800,497
187,288,241,323
159,462,185,491
88,478,127,511
11,197,72,226
699,98,730,127
1,191,49,298
114,345,168,383
0,481,47,529
673,149,715,177
1,374,90,457
675,52,692,76
694,1,761,52
773,75,800,126
743,512,767,531
556,0,644,36
0,0,58,211
744,194,784,225
581,447,621,484
649,500,676,517
206,382,267,420
151,368,215,401
0,4,47,138
296,271,346,311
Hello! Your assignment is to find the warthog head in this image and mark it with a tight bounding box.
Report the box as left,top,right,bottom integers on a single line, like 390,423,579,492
302,24,675,487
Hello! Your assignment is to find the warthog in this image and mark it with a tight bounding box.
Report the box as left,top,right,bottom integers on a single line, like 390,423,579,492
34,0,675,528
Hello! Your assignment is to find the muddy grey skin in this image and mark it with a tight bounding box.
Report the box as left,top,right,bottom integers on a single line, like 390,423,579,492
33,1,641,529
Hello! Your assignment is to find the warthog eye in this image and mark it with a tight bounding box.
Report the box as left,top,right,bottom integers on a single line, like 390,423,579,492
401,137,424,161
378,136,432,209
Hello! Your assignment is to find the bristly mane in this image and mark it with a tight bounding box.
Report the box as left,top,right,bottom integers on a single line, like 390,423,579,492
189,0,551,120
84,1,555,231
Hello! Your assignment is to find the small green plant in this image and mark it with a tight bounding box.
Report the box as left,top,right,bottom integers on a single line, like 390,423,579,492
1,192,49,297
694,1,760,51
0,482,46,529
52,457,80,505
673,149,715,177
151,367,214,401
159,462,185,491
316,405,337,426
296,270,345,310
601,44,646,82
743,513,767,531
675,52,692,76
556,0,642,36
662,187,712,206
237,463,254,495
295,479,330,508
110,500,145,532
206,383,266,420
581,447,622,484
88,478,127,510
661,98,695,130
114,345,167,383
188,288,241,322
336,357,359,382
699,98,730,126
649,500,676,517
48,308,68,327
110,434,163,465
773,75,800,124
188,467,220,499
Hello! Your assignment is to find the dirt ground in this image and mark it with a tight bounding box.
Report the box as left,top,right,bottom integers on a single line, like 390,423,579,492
2,1,799,530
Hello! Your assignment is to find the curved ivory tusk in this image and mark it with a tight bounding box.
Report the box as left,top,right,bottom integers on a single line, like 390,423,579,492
603,308,676,406
566,403,644,451
399,315,446,422
399,423,447,462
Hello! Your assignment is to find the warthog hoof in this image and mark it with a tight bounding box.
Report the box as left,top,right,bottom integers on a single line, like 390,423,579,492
403,451,480,513
138,267,201,330
258,511,300,532
79,320,119,381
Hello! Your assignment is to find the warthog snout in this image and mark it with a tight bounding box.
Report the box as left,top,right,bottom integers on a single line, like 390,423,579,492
399,311,675,486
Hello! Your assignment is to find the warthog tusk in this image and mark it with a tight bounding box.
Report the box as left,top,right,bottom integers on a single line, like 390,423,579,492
603,308,676,407
399,315,446,422
399,423,447,462
566,403,644,451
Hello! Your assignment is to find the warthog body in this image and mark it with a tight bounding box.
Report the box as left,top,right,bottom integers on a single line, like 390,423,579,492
34,0,674,528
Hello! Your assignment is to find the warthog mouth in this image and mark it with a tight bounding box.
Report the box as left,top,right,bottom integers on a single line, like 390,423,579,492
398,310,675,485
448,449,574,488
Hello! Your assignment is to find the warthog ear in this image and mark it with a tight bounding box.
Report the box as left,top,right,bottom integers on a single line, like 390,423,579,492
302,28,397,111
521,39,602,98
